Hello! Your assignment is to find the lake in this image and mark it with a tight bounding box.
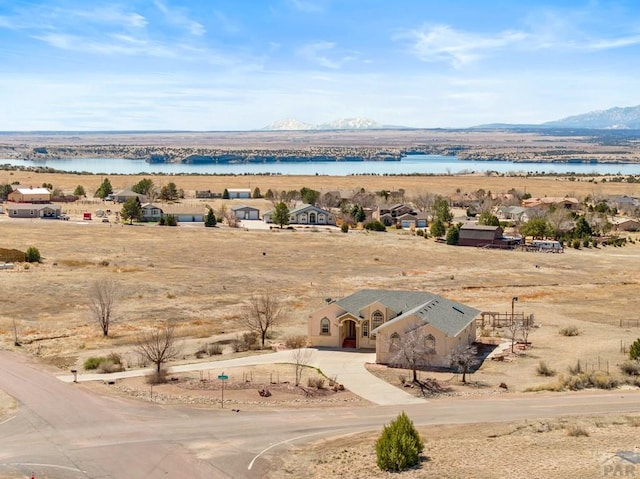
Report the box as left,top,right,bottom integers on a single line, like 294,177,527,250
1,155,639,176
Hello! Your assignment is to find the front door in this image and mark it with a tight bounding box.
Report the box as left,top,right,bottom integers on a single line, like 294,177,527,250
342,320,357,348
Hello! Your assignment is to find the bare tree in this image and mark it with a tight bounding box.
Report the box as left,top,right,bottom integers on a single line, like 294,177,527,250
506,317,519,353
448,345,479,383
135,323,181,375
520,317,534,348
291,348,312,386
89,279,120,337
546,208,573,238
243,290,284,347
387,326,435,383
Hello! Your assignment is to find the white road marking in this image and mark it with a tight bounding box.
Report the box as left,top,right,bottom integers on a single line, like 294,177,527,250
0,462,86,473
0,416,16,425
248,427,368,470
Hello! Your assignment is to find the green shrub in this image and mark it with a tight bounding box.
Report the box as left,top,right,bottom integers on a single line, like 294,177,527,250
376,411,424,472
364,220,386,232
341,222,349,233
572,239,581,249
84,356,108,370
536,361,556,377
25,246,41,263
630,338,640,361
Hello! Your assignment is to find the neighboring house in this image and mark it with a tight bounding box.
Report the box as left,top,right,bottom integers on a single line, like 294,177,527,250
141,203,163,222
231,205,260,220
397,212,429,229
458,224,509,247
263,204,336,225
227,188,251,199
112,188,147,204
522,196,580,210
495,206,527,221
8,187,51,204
308,289,480,368
611,217,640,232
374,203,415,225
8,203,61,218
195,190,213,199
172,212,205,223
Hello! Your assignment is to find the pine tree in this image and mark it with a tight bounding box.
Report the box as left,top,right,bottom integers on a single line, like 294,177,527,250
205,208,217,227
630,338,640,361
376,411,424,472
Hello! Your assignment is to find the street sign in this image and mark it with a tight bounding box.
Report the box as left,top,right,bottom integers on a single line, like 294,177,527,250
218,374,228,380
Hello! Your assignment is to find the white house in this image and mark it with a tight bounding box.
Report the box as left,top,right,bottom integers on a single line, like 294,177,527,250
227,188,251,199
231,205,260,220
263,204,335,226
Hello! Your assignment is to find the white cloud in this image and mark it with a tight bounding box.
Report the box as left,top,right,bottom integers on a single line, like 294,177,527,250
400,24,528,67
153,0,205,36
295,41,357,69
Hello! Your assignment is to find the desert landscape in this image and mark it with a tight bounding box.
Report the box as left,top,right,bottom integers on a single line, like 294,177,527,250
1,167,640,478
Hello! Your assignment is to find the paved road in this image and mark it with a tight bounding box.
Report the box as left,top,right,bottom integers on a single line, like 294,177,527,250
2,349,640,478
57,349,425,406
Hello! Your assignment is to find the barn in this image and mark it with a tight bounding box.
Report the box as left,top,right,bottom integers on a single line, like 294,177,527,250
458,224,505,247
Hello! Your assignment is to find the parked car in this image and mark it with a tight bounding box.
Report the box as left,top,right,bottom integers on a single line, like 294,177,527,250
102,217,110,223
58,214,70,220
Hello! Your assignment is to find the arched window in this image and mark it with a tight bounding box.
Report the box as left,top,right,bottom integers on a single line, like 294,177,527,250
320,318,330,335
425,334,436,351
390,332,401,352
371,310,384,330
362,321,369,338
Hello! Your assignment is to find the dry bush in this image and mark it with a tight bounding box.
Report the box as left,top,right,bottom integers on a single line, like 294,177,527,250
559,326,581,337
307,377,325,389
206,343,223,355
620,361,640,376
284,335,308,349
536,360,556,377
566,424,589,437
146,369,168,384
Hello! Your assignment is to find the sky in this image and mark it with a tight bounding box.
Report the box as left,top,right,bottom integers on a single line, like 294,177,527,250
1,0,640,131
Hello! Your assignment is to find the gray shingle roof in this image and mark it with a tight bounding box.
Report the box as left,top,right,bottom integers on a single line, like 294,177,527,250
336,289,480,337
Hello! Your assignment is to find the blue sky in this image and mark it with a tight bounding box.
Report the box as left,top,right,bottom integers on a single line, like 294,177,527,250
1,0,640,130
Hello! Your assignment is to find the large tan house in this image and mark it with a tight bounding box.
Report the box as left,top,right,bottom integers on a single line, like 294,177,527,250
8,187,51,203
308,289,480,367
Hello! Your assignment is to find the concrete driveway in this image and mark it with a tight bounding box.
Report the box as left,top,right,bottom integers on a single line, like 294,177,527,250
58,348,425,406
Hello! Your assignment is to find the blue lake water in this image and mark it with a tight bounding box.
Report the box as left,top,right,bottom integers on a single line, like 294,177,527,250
1,155,639,176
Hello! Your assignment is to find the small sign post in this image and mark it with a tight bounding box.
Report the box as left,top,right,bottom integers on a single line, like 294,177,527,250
217,373,228,408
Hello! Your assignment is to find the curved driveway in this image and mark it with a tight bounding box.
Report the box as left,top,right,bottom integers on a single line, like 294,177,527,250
57,348,425,405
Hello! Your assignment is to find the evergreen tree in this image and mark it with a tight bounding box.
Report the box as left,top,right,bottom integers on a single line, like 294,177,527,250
446,223,462,245
132,178,155,197
430,218,446,237
630,338,640,361
433,196,453,223
252,187,262,199
300,187,320,205
272,201,290,228
73,185,86,197
204,208,217,227
120,197,142,224
222,188,230,199
95,178,113,199
159,182,178,201
478,211,500,226
376,412,424,472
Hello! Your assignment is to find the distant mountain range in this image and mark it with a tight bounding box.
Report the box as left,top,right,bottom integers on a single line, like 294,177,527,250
477,105,640,130
263,117,400,131
264,105,640,131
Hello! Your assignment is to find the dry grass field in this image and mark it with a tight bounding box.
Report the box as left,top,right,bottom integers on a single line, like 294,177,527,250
2,171,640,477
271,414,640,479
